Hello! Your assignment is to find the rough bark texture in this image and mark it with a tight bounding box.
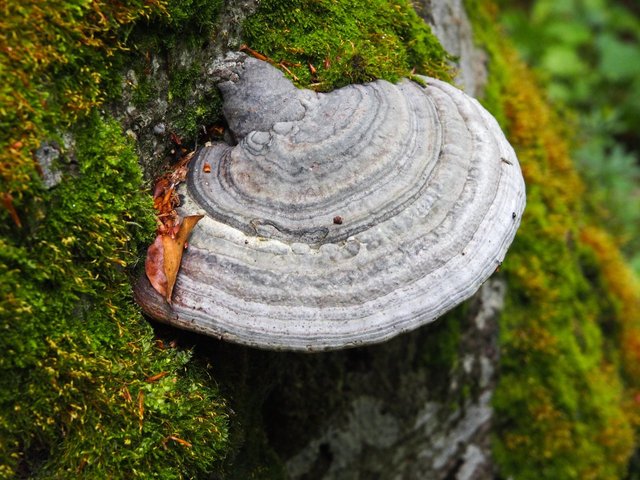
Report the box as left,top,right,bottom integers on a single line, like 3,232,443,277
417,0,489,98
280,280,505,479
113,0,260,176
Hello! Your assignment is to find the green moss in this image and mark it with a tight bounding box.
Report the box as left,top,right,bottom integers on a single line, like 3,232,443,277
0,1,231,477
165,62,224,138
174,95,223,139
169,64,202,102
243,0,453,90
418,306,462,376
408,74,429,88
154,0,223,49
0,114,229,478
132,74,156,107
0,1,163,206
466,1,638,478
121,1,226,143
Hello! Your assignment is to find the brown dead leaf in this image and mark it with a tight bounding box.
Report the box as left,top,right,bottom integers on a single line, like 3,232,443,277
169,150,195,185
239,45,300,80
145,235,167,298
137,390,145,431
168,435,192,448
146,144,202,303
153,177,170,200
278,62,299,81
162,214,204,303
146,371,169,383
239,44,269,62
2,193,21,228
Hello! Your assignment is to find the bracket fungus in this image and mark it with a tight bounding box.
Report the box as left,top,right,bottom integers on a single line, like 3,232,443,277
135,53,526,351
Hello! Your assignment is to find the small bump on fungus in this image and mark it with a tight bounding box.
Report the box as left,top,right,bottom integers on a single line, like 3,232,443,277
134,53,526,351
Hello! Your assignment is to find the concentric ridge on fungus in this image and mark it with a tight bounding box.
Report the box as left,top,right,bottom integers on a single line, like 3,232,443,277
135,53,526,351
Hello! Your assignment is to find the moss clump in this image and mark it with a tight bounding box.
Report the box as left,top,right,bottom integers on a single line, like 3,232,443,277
146,0,223,50
243,0,453,90
0,0,230,477
168,64,223,137
579,226,640,393
417,306,462,377
0,0,164,205
466,1,639,478
0,114,229,478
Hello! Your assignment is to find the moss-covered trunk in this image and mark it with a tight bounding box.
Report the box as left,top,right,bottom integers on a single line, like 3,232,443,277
2,0,640,479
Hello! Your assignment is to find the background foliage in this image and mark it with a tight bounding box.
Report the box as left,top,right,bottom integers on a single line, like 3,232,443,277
498,0,640,272
468,0,640,477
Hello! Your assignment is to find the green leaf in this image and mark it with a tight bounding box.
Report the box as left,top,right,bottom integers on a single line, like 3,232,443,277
541,46,588,77
597,33,640,81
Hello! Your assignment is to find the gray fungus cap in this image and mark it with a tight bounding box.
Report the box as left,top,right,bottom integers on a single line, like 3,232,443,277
135,53,526,351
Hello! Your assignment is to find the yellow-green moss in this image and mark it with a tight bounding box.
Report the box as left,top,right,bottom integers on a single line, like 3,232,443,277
467,1,639,477
125,0,224,140
580,226,640,394
0,1,231,477
0,114,229,478
243,0,453,90
0,0,163,203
